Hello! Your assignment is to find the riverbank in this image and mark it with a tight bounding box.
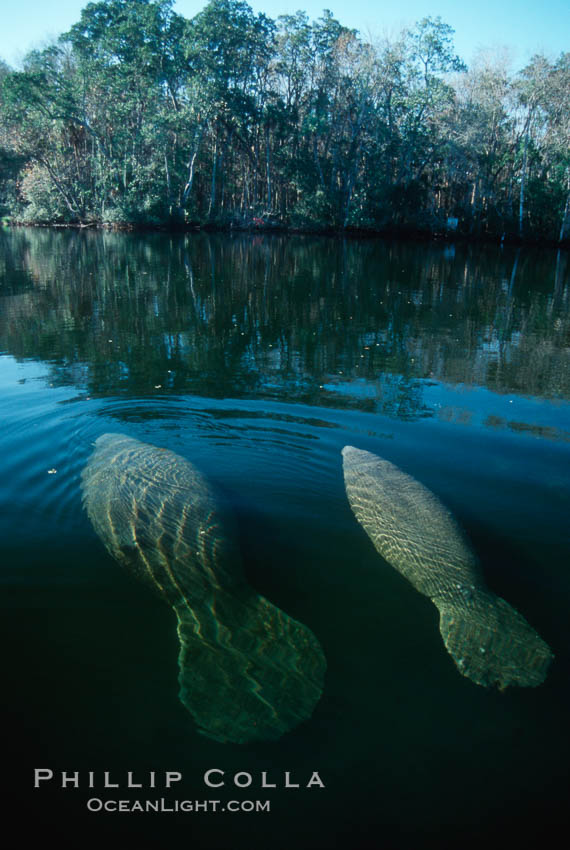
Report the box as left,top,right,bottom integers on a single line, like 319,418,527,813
4,218,568,250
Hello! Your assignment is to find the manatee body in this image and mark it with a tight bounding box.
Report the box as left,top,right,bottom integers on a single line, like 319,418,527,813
81,433,325,743
342,446,552,689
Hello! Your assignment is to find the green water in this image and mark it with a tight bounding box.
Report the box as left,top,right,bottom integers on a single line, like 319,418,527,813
0,229,569,848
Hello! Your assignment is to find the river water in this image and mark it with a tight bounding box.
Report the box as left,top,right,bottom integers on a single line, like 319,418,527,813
1,229,569,848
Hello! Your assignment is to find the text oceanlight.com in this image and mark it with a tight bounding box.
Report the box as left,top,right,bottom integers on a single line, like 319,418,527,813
86,798,270,813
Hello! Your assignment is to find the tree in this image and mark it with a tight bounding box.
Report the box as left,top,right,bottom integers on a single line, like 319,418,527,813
0,1,566,240
451,49,514,233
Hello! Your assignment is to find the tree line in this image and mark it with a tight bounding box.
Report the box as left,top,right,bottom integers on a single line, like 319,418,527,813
0,0,568,242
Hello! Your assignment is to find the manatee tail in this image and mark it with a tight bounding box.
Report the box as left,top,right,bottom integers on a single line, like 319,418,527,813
173,591,326,744
437,590,553,689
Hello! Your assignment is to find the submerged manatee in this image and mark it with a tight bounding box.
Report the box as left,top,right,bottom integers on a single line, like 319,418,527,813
342,446,552,689
81,433,325,743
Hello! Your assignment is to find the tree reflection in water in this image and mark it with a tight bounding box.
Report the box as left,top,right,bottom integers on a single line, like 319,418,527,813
0,229,568,421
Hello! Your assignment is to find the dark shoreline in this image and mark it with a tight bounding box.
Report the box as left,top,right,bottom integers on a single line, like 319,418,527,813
4,220,569,250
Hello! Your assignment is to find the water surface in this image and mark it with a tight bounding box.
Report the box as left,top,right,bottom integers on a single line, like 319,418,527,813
1,229,569,848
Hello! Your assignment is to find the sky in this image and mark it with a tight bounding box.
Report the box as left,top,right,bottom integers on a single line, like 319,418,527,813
0,0,567,70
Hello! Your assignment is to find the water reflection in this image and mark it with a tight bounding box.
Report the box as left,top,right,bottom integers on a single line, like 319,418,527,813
0,229,567,423
342,446,553,689
81,433,326,743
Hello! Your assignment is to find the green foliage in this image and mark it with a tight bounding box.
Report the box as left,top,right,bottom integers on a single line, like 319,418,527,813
0,1,566,241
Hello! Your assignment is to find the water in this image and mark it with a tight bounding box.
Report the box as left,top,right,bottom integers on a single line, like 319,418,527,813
1,228,569,848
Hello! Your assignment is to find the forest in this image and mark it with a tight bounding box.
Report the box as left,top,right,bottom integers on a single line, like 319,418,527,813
0,0,568,242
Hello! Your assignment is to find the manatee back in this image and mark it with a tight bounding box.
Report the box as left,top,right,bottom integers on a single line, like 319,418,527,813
81,433,244,605
342,445,481,601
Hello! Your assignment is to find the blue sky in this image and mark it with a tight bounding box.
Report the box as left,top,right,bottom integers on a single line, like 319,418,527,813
0,0,567,69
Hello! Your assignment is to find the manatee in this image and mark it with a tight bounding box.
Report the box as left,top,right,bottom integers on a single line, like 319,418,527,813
81,433,325,743
342,446,553,689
